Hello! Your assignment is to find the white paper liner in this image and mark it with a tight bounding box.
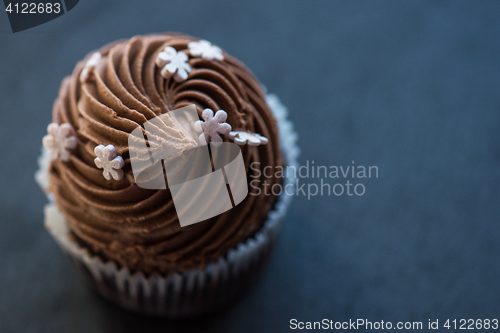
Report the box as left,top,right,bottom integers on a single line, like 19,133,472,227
40,92,299,316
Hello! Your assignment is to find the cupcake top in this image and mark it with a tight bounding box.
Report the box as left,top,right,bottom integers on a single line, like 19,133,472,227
45,33,283,274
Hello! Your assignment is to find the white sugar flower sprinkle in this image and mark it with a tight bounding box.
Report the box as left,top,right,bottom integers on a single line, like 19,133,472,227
188,39,224,60
156,46,192,82
42,123,77,162
80,52,101,83
94,144,125,181
229,131,268,146
194,108,231,146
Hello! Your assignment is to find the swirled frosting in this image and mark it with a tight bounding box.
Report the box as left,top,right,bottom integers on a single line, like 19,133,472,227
48,33,283,274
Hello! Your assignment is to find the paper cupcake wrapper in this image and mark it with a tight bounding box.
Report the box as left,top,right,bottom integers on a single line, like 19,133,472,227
41,93,299,316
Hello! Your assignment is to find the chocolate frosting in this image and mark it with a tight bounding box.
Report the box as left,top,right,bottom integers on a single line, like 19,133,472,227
48,33,283,274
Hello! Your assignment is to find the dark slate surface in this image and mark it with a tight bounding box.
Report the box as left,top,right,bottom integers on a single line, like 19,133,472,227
1,1,499,332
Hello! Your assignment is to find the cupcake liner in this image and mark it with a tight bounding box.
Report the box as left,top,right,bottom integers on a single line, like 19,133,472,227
40,92,299,316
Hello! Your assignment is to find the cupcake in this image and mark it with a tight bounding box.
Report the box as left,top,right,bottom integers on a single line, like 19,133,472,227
37,33,299,316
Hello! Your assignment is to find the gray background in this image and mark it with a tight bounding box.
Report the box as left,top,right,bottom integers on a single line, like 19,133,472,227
1,0,500,332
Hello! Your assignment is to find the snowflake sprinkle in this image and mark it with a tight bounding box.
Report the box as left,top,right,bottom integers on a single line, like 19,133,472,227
229,131,268,146
156,46,192,82
194,108,232,146
94,144,125,181
42,123,77,162
80,52,101,83
188,39,224,61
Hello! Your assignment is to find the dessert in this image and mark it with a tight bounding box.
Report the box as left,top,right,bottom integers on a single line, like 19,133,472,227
38,32,298,316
